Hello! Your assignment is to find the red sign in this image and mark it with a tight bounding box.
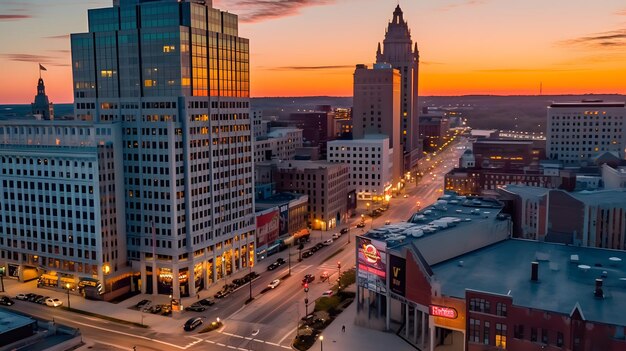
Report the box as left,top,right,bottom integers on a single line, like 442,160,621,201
430,305,458,319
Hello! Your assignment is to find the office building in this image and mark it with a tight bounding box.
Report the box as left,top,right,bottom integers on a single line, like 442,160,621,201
274,160,349,231
254,127,303,164
328,134,393,201
0,120,127,298
352,63,403,182
547,101,626,165
71,0,255,298
281,111,335,159
376,5,420,170
418,114,449,152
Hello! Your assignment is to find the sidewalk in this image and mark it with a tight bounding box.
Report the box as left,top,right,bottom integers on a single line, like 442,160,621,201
310,296,410,351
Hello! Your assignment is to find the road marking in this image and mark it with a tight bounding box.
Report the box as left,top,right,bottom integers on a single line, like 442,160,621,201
53,316,188,349
89,339,129,350
217,342,226,347
278,327,297,344
227,346,237,349
266,341,280,346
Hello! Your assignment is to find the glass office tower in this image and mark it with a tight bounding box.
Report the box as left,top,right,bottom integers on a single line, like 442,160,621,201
71,0,254,298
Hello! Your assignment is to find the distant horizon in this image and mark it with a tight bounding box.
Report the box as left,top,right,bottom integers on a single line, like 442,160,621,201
3,92,626,106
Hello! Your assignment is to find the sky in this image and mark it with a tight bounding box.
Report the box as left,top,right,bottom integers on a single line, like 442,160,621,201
1,0,626,103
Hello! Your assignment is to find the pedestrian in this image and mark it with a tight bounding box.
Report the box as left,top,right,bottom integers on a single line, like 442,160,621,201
342,325,345,333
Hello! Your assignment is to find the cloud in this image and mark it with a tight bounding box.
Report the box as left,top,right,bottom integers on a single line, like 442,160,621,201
0,53,68,67
44,34,70,40
215,0,335,23
0,14,31,21
438,0,487,12
265,65,353,71
615,9,626,16
559,29,626,48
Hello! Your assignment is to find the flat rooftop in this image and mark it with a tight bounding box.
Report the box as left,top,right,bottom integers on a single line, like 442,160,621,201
432,239,626,326
549,101,625,108
363,194,508,260
0,309,36,334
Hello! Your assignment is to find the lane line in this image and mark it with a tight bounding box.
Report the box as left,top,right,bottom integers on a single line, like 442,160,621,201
53,316,188,349
277,327,297,344
89,339,129,350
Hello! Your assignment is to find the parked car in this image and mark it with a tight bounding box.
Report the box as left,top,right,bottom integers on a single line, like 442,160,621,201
184,317,203,331
198,298,215,306
15,293,28,301
340,228,349,234
332,233,341,240
310,246,319,253
356,222,366,228
232,278,244,286
0,296,15,306
302,274,315,285
322,239,334,246
27,294,40,302
149,305,163,314
275,258,286,265
385,220,391,225
302,251,314,258
214,290,229,299
315,243,324,250
185,303,206,312
267,262,280,271
268,279,281,289
321,290,334,297
161,305,172,316
135,299,151,309
45,298,63,307
35,296,47,304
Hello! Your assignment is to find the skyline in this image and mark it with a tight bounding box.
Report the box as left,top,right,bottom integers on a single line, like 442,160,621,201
1,0,626,104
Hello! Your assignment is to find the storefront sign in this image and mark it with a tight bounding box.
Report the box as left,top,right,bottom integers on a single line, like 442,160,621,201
430,305,458,319
389,255,406,297
256,210,280,247
357,237,387,293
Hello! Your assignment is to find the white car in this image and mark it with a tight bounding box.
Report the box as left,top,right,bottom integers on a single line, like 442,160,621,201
15,293,28,301
268,279,281,289
45,298,63,307
331,233,341,240
322,239,333,246
321,290,334,297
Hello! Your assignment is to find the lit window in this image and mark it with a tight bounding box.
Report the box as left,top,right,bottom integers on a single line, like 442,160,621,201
162,45,176,53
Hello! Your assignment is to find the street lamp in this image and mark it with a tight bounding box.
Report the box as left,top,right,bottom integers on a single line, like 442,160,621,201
319,335,324,351
65,283,71,309
366,202,370,215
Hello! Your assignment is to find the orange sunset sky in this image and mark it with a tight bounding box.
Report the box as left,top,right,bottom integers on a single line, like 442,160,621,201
1,0,626,104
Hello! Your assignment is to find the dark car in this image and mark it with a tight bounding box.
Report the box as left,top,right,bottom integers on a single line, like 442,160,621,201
276,258,286,265
267,262,280,271
35,296,47,304
302,251,314,258
149,305,162,314
340,228,349,234
135,299,150,309
0,296,14,306
315,243,324,250
302,274,315,285
184,317,203,331
356,222,366,228
185,303,206,312
26,293,39,302
309,246,319,253
198,298,215,306
214,290,229,299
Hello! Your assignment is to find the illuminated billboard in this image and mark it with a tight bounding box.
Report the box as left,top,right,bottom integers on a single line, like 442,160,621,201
389,255,406,297
256,210,279,247
357,237,387,293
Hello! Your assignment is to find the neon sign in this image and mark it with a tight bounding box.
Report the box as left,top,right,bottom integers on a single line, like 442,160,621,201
430,305,458,319
362,244,380,264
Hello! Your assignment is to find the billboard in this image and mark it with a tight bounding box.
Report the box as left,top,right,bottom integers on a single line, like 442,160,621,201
279,204,289,237
357,237,387,293
389,255,406,297
256,210,279,247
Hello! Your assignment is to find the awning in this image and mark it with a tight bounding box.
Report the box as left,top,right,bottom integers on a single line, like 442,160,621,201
40,274,58,281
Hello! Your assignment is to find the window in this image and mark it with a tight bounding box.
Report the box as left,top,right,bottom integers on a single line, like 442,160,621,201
531,327,537,342
514,325,524,339
496,302,507,316
484,321,490,345
557,332,563,347
469,319,480,343
495,323,507,348
542,329,548,344
469,298,491,313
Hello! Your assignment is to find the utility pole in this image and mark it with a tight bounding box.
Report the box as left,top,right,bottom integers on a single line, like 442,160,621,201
304,283,309,316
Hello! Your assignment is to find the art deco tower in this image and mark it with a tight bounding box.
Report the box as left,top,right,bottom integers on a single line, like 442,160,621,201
71,0,255,298
376,5,420,171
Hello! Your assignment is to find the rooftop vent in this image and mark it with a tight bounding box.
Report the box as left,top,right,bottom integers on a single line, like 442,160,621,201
594,279,604,299
531,261,539,282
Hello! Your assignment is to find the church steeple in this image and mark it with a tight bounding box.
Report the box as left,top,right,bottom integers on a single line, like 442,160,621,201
376,42,383,62
32,77,54,120
392,5,404,24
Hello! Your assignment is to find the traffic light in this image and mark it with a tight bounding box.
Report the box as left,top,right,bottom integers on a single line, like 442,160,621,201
337,261,341,269
304,283,309,293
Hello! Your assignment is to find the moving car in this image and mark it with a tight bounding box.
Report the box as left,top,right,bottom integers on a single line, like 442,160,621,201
322,239,333,246
45,298,63,307
184,317,203,331
320,271,329,281
302,274,315,285
268,279,281,289
267,262,280,271
198,298,215,306
185,303,206,312
0,296,14,306
275,258,286,266
321,290,334,297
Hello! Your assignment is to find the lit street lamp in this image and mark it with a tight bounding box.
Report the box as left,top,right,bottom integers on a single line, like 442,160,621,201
65,283,71,309
319,335,324,351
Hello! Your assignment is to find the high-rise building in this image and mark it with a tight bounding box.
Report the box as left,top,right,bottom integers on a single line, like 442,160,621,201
352,63,403,183
71,0,255,298
31,78,54,120
0,120,126,297
376,5,420,171
547,101,626,165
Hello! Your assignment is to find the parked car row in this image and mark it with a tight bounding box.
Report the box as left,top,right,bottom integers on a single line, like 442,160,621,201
214,271,259,299
14,293,62,307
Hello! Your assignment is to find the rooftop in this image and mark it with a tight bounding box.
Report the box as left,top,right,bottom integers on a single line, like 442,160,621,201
255,192,306,206
0,309,36,334
432,239,626,326
549,101,625,108
363,194,509,265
